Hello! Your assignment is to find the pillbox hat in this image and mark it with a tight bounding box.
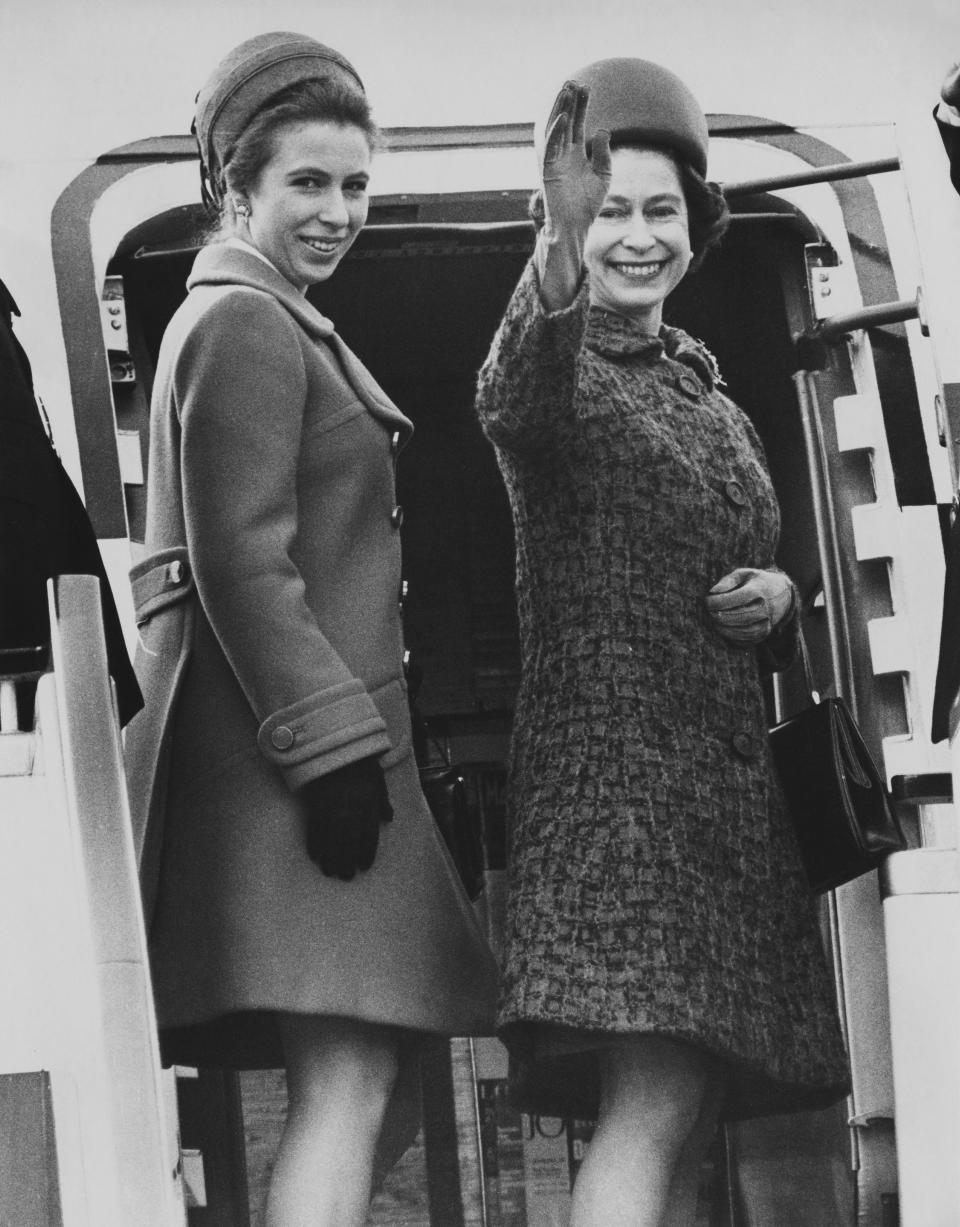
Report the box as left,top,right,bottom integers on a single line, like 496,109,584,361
569,57,709,177
193,31,364,206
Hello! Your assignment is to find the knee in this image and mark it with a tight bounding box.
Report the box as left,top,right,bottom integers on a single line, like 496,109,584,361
631,1088,703,1155
327,1030,400,1105
599,1039,710,1154
281,1015,401,1126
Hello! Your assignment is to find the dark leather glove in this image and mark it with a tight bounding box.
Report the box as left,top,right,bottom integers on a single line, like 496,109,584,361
300,756,393,881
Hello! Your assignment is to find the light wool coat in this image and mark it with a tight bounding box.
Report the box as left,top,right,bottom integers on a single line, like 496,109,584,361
124,244,496,1067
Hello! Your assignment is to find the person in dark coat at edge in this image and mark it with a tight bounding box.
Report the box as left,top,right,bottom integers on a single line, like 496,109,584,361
935,59,960,195
121,32,497,1227
474,60,850,1226
931,59,960,743
0,276,142,727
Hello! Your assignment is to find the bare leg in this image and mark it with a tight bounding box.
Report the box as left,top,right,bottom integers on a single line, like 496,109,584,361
662,1068,728,1227
569,1035,719,1227
264,1013,400,1227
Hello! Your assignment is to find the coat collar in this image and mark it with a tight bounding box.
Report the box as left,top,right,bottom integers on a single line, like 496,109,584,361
187,243,337,341
187,243,413,440
585,306,723,390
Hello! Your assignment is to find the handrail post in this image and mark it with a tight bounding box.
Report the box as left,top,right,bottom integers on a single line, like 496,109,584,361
791,370,858,705
46,573,183,1227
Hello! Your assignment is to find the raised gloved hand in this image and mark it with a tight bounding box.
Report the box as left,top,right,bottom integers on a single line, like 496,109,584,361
541,80,611,241
534,81,611,312
941,60,960,111
300,755,393,881
705,567,797,646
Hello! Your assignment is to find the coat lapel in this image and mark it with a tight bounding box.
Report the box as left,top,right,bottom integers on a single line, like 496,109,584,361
187,245,413,441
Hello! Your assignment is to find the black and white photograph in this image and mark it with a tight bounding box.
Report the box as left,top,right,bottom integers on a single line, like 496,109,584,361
1,2,959,1224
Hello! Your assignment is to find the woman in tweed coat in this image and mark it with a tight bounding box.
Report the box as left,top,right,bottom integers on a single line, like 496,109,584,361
123,33,496,1227
475,61,849,1226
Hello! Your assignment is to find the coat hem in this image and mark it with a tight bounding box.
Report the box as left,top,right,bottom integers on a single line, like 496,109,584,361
159,1004,495,1071
497,1017,850,1122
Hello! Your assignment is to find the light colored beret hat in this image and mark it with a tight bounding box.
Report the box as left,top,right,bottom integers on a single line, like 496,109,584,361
193,31,365,204
569,57,709,178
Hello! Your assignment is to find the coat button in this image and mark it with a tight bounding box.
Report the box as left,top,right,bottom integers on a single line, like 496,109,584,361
676,372,701,397
723,479,748,508
732,731,761,760
390,504,404,529
271,725,295,751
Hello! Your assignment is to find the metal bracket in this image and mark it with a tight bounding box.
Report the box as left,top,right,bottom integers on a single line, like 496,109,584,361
805,242,842,321
100,274,135,383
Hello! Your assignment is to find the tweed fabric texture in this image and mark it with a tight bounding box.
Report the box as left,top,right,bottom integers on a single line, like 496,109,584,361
475,262,849,1117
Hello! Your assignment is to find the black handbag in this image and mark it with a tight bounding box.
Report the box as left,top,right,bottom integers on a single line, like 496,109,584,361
419,763,486,902
404,653,486,901
769,632,906,893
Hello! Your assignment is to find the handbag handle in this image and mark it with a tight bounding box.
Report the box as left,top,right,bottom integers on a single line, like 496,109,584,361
796,624,821,706
404,649,453,767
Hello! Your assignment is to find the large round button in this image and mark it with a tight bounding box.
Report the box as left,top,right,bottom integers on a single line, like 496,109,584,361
723,479,748,508
271,725,295,751
390,504,404,529
676,372,701,398
732,731,761,760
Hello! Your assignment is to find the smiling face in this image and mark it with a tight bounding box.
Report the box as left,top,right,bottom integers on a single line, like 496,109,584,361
584,146,693,332
239,119,371,294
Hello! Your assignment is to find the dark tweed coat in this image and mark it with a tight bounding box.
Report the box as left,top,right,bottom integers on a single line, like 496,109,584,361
124,243,497,1070
475,263,850,1118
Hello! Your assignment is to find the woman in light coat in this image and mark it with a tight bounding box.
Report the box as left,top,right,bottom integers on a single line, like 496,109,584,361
124,32,496,1227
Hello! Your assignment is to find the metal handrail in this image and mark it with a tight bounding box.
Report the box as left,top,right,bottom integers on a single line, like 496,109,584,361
45,574,179,1226
722,156,900,199
791,371,858,707
816,298,922,343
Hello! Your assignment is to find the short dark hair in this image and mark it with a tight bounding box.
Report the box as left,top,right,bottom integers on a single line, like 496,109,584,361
527,142,729,272
676,160,729,271
208,76,379,240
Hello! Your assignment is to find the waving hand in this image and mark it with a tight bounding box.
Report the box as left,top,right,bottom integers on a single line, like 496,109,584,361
534,82,611,311
541,81,611,239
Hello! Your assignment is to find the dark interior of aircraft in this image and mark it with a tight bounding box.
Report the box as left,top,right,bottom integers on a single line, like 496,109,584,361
111,193,841,726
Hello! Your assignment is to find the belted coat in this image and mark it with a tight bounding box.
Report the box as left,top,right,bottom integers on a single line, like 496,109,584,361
475,263,850,1119
124,243,496,1067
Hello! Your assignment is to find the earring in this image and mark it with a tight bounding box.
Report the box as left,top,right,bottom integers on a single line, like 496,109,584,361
235,201,249,217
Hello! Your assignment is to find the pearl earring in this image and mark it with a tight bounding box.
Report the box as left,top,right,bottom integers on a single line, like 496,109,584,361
235,201,249,217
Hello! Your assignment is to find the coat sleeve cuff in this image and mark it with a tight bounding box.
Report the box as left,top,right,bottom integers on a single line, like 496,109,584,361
257,679,392,790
